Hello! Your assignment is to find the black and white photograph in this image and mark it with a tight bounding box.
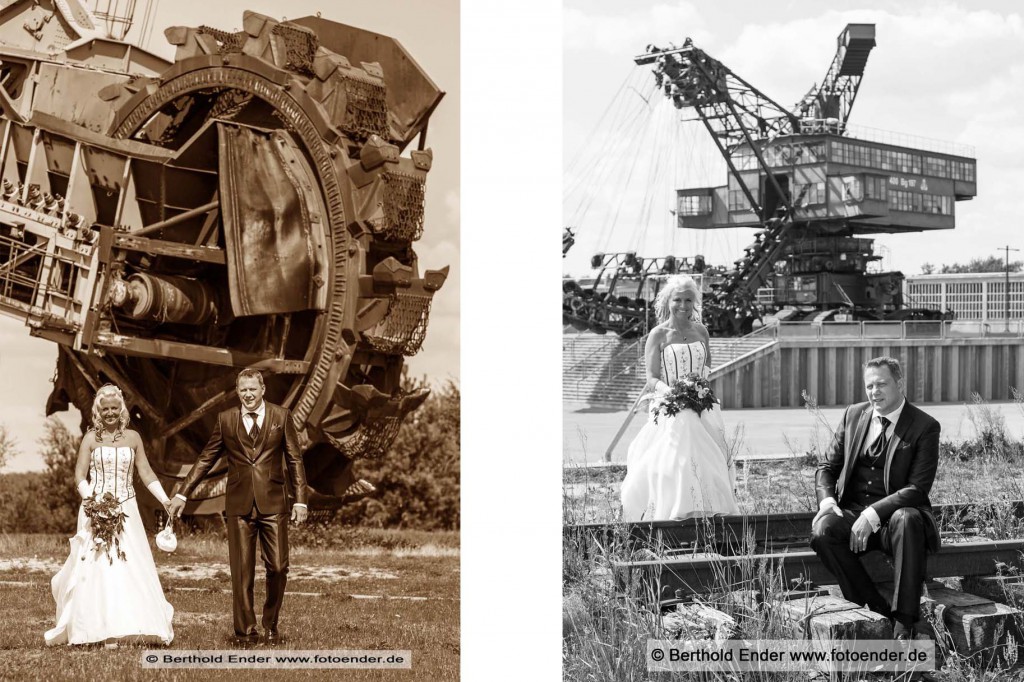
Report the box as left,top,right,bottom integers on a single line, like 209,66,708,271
0,0,459,678
562,1,1024,679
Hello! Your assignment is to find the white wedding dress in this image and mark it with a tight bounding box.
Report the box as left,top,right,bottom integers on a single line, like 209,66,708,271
620,342,739,521
45,445,174,645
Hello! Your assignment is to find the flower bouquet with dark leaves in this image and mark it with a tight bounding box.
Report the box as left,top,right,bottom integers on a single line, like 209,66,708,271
652,372,718,424
83,492,128,563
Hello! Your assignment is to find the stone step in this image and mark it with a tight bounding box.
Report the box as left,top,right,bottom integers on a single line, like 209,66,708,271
562,332,775,409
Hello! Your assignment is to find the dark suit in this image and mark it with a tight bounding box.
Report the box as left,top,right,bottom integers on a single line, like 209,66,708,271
179,402,308,637
811,399,940,624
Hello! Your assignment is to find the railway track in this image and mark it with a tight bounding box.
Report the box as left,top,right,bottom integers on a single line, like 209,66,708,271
566,500,1024,558
613,538,1024,601
565,502,1024,665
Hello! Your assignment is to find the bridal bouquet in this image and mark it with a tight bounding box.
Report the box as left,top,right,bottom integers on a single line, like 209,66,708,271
83,492,128,563
652,372,718,424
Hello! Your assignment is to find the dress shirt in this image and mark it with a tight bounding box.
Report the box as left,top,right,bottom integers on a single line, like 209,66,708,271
242,401,266,433
820,398,907,532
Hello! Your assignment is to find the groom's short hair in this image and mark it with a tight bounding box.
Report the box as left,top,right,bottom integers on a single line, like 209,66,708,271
237,368,265,387
863,356,903,382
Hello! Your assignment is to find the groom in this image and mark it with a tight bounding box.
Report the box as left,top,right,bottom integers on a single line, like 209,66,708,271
169,368,308,645
810,356,941,640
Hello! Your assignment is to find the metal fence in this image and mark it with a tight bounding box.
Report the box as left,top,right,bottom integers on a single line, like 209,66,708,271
771,320,1024,340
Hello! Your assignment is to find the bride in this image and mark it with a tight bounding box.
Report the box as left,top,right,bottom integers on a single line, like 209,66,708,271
45,384,175,646
620,275,739,521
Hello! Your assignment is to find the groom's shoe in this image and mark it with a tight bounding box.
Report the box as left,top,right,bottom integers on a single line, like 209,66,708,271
893,621,915,641
263,630,283,646
230,632,260,647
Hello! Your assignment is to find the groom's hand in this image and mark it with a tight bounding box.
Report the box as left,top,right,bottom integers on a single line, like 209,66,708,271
812,498,843,528
849,515,873,553
291,505,308,524
168,497,186,518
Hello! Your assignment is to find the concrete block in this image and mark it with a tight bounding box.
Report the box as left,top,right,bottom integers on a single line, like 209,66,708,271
779,594,892,640
879,582,1022,662
662,602,738,641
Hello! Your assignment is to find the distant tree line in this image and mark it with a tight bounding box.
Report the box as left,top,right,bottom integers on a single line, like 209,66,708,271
921,256,1023,275
0,375,460,533
0,420,78,533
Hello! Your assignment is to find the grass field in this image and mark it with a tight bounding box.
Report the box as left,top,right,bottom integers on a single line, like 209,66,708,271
0,529,459,681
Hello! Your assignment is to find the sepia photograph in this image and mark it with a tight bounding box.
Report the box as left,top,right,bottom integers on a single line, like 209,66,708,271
0,0,459,678
563,1,1024,679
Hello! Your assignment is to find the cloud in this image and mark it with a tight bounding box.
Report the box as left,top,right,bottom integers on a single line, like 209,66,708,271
444,189,460,226
564,2,709,55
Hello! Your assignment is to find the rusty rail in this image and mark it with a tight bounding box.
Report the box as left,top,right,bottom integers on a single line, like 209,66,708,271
612,539,1024,601
565,500,1024,556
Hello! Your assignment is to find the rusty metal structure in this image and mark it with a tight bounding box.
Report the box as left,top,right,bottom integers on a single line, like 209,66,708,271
0,1,449,518
565,25,974,337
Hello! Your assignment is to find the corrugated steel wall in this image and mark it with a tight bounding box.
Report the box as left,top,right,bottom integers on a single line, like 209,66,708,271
710,339,1024,408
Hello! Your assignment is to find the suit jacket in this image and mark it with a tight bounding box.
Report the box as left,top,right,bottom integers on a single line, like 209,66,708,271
179,402,308,515
815,399,941,552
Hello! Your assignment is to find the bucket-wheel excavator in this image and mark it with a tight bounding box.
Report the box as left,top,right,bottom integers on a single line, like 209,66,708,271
0,1,450,521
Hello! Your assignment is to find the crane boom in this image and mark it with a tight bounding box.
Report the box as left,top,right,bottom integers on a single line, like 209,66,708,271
637,38,806,301
797,24,876,132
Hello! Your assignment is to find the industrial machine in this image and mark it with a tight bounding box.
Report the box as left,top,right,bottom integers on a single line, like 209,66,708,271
564,24,973,336
0,1,449,518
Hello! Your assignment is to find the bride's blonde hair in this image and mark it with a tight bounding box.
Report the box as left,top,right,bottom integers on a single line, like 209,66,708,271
654,275,702,323
90,384,130,439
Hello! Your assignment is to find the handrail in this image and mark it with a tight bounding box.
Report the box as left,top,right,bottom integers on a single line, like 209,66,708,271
708,337,779,377
710,325,778,363
773,319,1024,340
739,323,779,341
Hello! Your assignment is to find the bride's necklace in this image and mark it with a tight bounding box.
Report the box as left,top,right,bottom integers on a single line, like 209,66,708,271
667,323,694,341
96,427,121,443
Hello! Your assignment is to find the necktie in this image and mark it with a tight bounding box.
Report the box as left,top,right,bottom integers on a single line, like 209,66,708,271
247,412,260,440
869,416,890,461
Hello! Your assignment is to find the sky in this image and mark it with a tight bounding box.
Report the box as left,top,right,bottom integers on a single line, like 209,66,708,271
0,0,459,472
563,0,1024,279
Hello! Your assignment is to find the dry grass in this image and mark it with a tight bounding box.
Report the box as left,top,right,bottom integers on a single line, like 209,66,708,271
0,530,459,681
563,397,1024,680
567,396,1024,524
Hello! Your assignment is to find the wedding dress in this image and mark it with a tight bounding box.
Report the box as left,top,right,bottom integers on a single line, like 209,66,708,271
45,445,174,645
620,341,739,521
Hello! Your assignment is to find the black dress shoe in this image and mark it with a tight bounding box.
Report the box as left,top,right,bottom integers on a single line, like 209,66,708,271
893,621,915,640
230,633,260,646
263,630,282,646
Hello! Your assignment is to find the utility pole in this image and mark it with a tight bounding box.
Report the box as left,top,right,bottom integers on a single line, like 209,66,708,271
998,245,1020,332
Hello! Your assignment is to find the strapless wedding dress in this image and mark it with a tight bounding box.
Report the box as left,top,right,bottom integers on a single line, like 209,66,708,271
620,342,739,521
45,445,174,645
